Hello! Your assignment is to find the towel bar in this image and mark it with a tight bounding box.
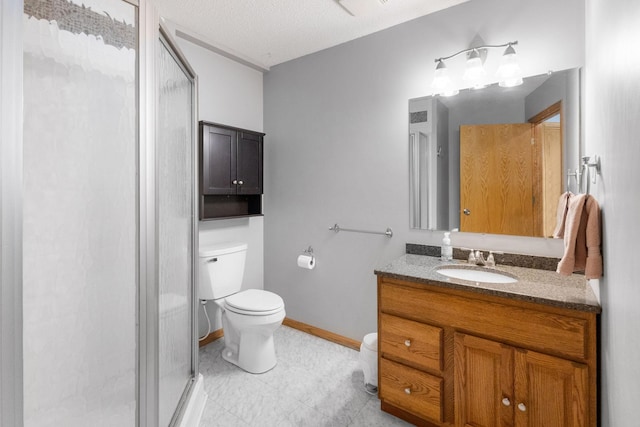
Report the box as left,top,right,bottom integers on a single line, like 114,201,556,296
329,223,393,238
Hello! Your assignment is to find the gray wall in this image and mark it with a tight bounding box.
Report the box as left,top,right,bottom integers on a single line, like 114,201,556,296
525,68,581,188
264,0,585,341
586,0,640,423
173,34,265,337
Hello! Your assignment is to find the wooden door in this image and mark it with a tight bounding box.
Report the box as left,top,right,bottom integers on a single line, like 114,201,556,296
454,333,514,427
535,122,562,237
460,124,534,236
201,125,236,195
513,349,588,427
236,131,263,195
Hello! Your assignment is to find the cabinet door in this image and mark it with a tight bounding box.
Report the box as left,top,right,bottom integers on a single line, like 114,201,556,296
201,125,236,195
513,349,588,427
236,131,263,195
454,333,514,427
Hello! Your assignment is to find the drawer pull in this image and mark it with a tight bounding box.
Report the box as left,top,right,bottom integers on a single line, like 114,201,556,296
404,339,411,347
502,397,511,406
404,387,411,395
517,403,527,412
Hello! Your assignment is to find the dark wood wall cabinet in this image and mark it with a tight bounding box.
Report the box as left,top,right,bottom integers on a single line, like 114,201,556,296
199,121,264,220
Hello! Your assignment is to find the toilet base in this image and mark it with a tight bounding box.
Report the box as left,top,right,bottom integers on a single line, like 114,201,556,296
220,308,285,374
221,332,278,374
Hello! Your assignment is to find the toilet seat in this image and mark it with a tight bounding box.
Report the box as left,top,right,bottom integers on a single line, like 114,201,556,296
224,289,284,316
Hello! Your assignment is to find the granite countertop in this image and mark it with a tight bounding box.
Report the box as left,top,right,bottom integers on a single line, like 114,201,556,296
375,254,601,313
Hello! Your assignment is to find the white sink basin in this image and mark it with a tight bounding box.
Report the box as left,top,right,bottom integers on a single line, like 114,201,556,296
436,267,518,284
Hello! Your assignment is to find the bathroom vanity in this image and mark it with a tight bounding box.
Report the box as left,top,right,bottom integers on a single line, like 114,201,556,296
375,254,600,427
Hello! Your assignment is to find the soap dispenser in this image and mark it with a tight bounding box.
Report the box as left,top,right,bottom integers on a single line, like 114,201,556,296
441,232,453,261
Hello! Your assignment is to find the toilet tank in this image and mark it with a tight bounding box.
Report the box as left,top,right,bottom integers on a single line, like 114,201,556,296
198,242,248,300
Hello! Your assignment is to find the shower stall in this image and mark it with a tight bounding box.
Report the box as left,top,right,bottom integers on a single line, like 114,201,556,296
1,0,201,425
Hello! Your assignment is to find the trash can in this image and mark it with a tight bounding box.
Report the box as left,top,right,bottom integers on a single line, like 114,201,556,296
359,332,378,394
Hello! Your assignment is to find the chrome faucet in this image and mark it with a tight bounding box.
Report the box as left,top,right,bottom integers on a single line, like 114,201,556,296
465,248,497,267
466,249,476,264
472,250,497,267
485,251,496,267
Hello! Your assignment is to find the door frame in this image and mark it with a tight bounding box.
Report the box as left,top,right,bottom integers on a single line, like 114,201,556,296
529,101,563,236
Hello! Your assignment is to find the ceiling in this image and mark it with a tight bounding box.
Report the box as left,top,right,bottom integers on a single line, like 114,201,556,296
153,0,470,70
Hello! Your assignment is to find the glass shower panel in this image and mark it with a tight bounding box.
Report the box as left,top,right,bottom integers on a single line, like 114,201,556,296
22,0,137,426
157,35,195,427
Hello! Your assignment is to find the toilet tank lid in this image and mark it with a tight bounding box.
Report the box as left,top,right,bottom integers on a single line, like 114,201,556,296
199,242,248,258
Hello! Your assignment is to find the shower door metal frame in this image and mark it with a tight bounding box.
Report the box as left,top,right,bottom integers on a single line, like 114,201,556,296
138,2,159,424
0,0,24,425
138,2,200,425
159,22,200,427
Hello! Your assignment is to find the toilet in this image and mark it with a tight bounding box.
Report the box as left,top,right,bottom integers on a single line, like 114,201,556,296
198,242,285,374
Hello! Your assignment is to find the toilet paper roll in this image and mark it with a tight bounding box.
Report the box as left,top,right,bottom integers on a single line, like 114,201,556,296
297,254,315,270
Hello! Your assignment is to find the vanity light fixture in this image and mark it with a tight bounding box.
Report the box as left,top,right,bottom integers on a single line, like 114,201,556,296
431,41,522,96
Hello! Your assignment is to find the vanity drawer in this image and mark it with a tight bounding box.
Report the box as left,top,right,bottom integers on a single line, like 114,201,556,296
380,313,443,372
380,280,589,360
380,357,443,423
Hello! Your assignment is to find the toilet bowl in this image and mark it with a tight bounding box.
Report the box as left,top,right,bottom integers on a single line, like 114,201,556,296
215,289,285,373
199,243,285,374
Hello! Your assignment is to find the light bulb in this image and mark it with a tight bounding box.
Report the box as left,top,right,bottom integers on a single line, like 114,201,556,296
496,44,523,88
431,60,459,97
463,49,487,89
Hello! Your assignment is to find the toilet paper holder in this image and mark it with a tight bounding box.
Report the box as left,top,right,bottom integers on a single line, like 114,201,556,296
298,246,316,270
302,246,314,260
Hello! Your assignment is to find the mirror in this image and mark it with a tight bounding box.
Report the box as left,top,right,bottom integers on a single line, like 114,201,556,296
409,68,581,237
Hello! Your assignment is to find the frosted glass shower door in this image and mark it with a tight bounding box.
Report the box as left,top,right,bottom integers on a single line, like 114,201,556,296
157,32,197,427
22,1,138,425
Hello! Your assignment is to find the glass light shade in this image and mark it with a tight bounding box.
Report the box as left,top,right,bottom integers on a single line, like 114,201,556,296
431,60,459,97
463,50,487,89
496,45,523,87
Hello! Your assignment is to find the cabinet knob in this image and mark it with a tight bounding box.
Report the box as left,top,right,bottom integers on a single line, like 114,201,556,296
502,397,511,407
232,180,238,185
517,403,526,412
404,339,411,347
238,180,244,185
404,388,411,395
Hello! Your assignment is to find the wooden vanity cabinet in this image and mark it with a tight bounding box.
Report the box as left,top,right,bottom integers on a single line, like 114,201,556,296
377,276,598,427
